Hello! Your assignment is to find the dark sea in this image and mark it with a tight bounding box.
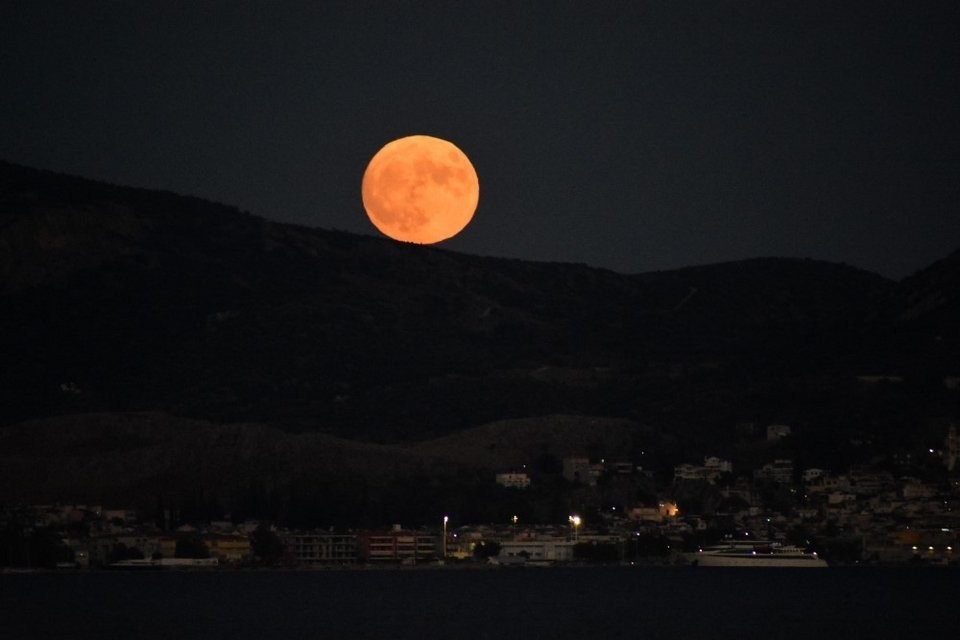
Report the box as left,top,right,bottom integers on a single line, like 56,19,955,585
1,567,957,640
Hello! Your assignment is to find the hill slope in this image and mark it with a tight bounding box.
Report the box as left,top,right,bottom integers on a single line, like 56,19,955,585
1,161,915,442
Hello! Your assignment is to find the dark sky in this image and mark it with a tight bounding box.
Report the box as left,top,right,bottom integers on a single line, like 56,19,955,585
2,1,958,279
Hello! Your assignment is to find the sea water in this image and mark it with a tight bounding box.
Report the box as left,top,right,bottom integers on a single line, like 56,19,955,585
1,567,956,639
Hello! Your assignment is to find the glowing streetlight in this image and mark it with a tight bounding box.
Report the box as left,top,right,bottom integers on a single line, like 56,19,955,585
442,516,449,559
569,515,582,542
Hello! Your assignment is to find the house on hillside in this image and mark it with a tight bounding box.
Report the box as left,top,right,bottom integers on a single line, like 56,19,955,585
495,472,531,489
754,459,794,484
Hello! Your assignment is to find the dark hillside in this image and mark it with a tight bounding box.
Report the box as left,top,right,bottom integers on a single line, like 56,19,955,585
0,161,951,447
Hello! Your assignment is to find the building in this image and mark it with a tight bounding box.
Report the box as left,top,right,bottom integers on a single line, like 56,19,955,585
627,502,678,523
901,478,936,499
204,533,252,563
704,456,733,475
827,492,857,506
674,463,705,482
754,459,794,484
848,469,890,496
562,457,591,484
286,532,357,564
102,509,138,525
495,472,531,489
357,526,437,563
159,536,177,558
496,538,575,564
628,506,663,523
821,474,851,492
674,457,732,483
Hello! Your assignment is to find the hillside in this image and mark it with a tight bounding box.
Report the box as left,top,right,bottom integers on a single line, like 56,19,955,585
1,161,958,527
882,248,960,378
1,160,926,444
0,412,469,526
0,411,662,527
414,414,652,470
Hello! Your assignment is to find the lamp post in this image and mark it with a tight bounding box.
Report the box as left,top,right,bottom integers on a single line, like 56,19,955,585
569,515,581,542
512,514,518,539
442,516,448,560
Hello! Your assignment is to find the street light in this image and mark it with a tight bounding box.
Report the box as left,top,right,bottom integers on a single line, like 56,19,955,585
442,516,449,560
569,515,581,542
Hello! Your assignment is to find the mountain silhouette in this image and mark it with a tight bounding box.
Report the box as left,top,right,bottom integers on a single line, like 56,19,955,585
1,160,957,521
1,160,955,441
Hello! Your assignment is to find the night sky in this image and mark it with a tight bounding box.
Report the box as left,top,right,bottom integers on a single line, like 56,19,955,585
2,1,958,279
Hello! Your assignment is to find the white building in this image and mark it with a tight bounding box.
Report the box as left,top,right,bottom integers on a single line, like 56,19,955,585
496,539,575,564
675,457,732,483
754,459,794,484
674,463,706,482
704,456,732,474
495,473,531,489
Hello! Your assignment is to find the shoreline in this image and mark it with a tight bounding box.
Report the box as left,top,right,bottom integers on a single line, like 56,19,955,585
4,559,958,574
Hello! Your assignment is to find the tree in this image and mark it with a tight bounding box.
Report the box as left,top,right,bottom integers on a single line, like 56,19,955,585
0,518,74,569
250,524,284,566
174,534,209,559
473,541,501,560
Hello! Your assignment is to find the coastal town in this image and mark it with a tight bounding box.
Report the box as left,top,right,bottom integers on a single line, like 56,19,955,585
3,422,958,570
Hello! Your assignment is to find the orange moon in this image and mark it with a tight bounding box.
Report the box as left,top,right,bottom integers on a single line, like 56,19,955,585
361,135,479,244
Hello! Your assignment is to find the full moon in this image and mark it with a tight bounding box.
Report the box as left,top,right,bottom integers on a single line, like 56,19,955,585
361,135,479,244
